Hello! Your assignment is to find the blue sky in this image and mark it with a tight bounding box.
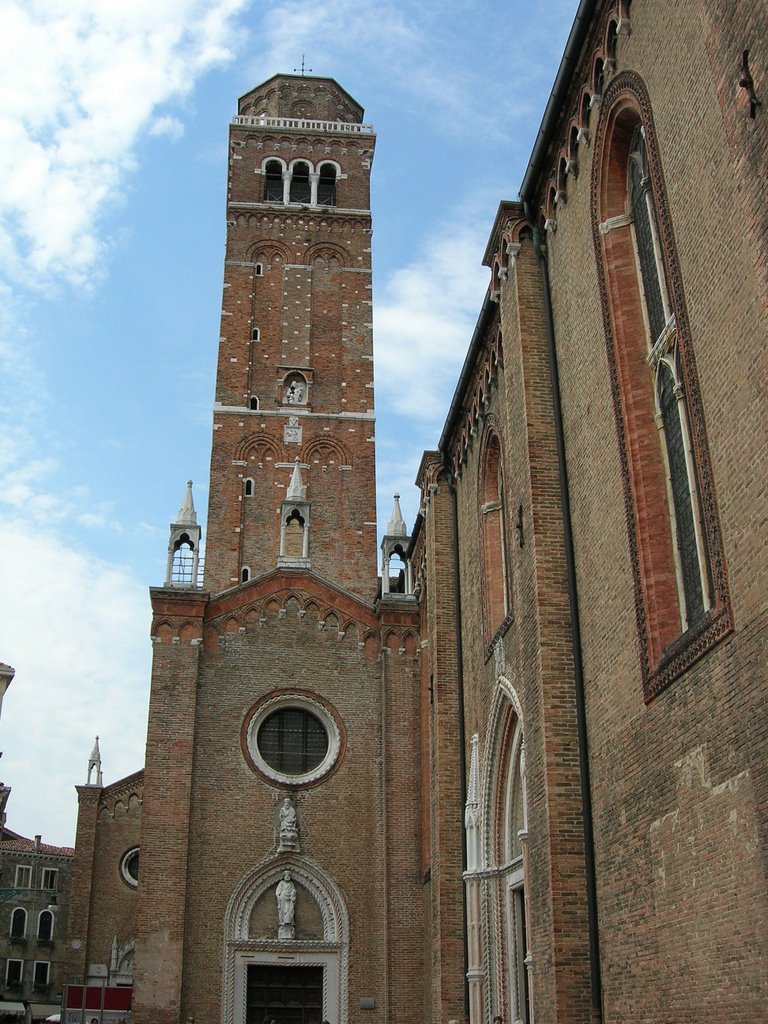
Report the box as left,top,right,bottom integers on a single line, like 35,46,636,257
0,0,577,846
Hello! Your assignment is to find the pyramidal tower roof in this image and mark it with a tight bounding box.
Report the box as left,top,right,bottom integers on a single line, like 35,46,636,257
237,74,366,125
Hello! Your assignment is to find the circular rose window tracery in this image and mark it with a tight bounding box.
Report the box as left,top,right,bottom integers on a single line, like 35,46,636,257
243,691,343,787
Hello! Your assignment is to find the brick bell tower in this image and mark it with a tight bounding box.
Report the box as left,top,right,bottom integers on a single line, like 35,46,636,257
134,75,423,1024
204,74,378,599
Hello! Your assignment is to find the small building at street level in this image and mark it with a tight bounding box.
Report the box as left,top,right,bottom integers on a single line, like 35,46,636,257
65,2,767,1022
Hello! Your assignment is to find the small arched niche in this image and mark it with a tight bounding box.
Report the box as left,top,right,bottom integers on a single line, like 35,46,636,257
283,371,308,405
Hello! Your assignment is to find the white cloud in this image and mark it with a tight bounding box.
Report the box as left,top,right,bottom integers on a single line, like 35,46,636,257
374,209,489,424
149,115,185,140
250,0,512,138
0,518,151,847
0,0,250,288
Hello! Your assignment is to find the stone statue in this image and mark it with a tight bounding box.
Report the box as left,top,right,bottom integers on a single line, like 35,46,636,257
286,380,305,404
278,797,299,852
276,871,296,939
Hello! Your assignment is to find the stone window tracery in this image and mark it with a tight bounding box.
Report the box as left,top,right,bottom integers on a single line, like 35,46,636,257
260,158,342,208
593,74,730,697
243,691,343,788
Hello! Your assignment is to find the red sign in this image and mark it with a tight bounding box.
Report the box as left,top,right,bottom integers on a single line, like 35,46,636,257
64,985,132,1024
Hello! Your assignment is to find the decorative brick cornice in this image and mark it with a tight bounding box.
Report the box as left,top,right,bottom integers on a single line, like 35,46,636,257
445,318,502,479
532,2,632,226
228,210,371,235
100,770,144,806
415,450,444,496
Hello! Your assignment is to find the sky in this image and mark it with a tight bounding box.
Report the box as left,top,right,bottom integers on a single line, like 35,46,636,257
0,0,578,847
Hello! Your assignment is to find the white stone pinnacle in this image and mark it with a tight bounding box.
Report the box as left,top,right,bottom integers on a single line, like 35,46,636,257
286,458,306,500
176,480,197,525
386,493,407,537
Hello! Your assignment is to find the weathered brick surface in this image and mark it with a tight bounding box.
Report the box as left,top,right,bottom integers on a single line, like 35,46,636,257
417,471,466,1024
69,22,767,1024
204,76,377,601
78,775,142,978
130,76,425,1024
525,2,768,1019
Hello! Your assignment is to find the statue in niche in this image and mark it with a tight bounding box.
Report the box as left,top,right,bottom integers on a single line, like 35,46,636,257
278,797,299,852
285,379,305,404
276,871,296,940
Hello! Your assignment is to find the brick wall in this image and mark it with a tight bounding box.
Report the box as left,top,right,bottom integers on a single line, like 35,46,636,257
532,1,768,1018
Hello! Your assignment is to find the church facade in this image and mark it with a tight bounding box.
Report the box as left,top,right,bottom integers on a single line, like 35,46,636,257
66,2,767,1023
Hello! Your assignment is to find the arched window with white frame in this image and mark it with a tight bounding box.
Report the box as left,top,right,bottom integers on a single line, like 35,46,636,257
10,907,26,938
37,910,54,943
289,162,311,204
317,163,337,206
263,160,284,203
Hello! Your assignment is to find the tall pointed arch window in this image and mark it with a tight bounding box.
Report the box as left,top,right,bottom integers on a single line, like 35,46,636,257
593,76,730,698
480,433,511,644
628,127,709,629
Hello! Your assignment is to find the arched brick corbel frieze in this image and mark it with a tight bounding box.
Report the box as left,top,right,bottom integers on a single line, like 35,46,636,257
235,433,283,465
246,239,292,264
301,435,350,467
448,328,503,475
304,241,348,267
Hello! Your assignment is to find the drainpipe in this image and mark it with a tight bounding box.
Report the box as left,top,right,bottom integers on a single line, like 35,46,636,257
525,202,603,1023
445,467,470,1021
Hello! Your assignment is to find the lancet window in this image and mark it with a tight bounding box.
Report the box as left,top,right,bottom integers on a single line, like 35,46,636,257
594,75,729,696
480,432,511,642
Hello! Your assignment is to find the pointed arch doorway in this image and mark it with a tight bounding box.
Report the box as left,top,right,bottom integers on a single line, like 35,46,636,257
223,859,349,1024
